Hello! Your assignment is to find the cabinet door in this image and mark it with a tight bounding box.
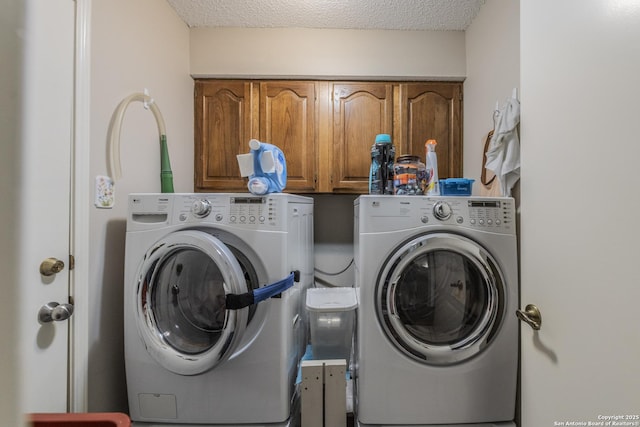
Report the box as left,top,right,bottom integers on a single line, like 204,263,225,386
396,82,463,180
195,80,256,192
331,83,393,193
260,81,317,192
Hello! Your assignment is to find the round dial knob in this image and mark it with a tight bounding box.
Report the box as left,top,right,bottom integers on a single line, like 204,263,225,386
191,199,212,218
433,201,452,221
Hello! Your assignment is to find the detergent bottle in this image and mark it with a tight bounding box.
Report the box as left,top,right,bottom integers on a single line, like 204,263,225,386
425,139,439,195
236,139,287,195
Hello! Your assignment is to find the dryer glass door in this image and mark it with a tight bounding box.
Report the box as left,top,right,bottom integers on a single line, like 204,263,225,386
134,230,250,375
377,232,505,365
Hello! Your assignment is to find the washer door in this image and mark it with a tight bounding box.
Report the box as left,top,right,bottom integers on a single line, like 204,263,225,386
134,230,250,375
376,232,505,365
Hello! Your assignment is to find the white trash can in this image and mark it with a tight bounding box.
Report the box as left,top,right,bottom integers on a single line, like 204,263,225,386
306,287,358,366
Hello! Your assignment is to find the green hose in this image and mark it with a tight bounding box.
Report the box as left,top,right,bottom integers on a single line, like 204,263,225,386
160,134,174,193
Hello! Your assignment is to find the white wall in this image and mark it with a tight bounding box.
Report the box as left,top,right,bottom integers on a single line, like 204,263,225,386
0,0,24,424
463,0,520,188
190,27,466,79
88,0,193,411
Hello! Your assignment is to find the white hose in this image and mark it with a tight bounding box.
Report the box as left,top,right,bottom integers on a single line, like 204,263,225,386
107,92,167,180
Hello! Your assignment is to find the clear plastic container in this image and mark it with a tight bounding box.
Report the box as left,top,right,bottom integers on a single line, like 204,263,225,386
306,287,358,365
393,155,427,195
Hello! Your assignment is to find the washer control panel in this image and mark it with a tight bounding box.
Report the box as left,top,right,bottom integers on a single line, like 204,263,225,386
177,194,286,229
227,196,268,225
127,193,311,232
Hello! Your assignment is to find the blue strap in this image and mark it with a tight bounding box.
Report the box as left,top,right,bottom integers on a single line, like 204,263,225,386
226,270,300,310
253,271,296,303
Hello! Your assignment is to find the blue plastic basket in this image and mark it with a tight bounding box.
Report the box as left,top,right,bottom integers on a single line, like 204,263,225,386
439,178,475,196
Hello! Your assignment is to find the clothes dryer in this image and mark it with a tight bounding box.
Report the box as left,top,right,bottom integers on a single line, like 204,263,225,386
354,196,518,427
124,193,313,426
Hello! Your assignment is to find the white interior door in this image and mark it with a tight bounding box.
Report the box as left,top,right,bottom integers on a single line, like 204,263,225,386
19,0,75,413
520,1,640,425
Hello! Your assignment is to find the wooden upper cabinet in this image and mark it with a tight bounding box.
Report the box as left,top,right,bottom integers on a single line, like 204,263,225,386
195,80,255,192
259,81,317,192
331,83,393,193
396,82,463,180
194,79,462,194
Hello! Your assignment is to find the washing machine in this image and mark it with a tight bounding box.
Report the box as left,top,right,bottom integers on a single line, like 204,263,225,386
353,195,518,427
124,193,313,426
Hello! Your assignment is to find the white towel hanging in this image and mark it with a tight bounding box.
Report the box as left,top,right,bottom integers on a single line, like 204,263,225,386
485,94,521,197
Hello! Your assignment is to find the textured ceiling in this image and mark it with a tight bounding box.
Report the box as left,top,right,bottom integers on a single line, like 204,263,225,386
166,0,486,31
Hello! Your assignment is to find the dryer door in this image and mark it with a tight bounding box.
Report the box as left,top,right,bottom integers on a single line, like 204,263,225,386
376,232,505,365
134,230,250,375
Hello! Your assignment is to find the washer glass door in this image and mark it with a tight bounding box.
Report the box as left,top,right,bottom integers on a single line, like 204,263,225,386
134,230,251,375
377,232,505,365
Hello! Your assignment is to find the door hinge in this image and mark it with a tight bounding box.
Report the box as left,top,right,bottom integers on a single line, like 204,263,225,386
69,254,75,271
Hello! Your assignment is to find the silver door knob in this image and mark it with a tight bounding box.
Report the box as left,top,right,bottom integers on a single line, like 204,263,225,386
516,304,542,330
38,302,74,323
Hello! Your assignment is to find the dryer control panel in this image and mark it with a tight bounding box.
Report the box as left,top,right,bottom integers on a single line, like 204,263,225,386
423,198,516,233
466,199,514,229
356,195,516,235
